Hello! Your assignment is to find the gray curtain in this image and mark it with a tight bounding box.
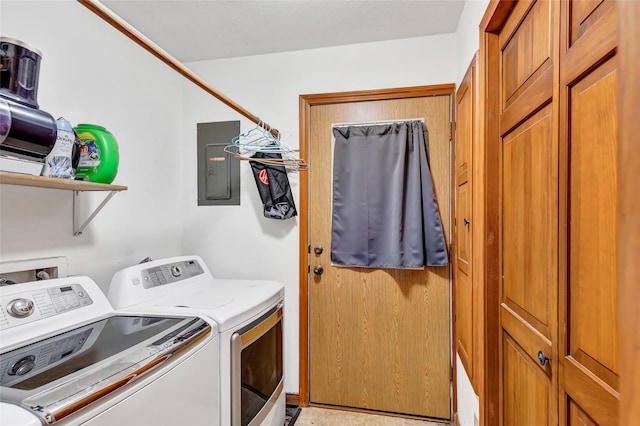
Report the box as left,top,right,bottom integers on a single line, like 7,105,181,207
331,121,448,268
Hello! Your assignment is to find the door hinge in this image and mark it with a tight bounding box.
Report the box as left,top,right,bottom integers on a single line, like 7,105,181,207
450,365,454,381
449,122,453,141
308,244,311,254
308,265,311,274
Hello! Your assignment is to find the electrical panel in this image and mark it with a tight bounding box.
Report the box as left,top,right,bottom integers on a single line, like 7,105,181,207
197,121,240,206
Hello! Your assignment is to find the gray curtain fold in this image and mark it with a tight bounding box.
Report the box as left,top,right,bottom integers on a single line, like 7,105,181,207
331,121,448,268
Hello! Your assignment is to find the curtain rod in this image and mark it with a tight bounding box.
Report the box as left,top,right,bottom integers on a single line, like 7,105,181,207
77,0,280,138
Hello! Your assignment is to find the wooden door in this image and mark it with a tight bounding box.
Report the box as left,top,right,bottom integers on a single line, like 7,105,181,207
485,0,620,424
618,1,640,423
308,93,451,420
454,54,477,388
559,1,619,424
497,1,559,424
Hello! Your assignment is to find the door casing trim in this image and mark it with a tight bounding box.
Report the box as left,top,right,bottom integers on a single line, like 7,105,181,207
298,84,455,407
478,2,516,425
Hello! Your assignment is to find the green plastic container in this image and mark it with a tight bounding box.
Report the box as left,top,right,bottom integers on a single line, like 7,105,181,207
74,124,119,184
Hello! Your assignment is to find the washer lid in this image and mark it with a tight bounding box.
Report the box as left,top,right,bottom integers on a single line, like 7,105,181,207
147,278,284,332
0,314,211,424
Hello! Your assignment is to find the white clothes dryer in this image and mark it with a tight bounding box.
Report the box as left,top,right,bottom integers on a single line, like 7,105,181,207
0,276,220,426
108,256,285,426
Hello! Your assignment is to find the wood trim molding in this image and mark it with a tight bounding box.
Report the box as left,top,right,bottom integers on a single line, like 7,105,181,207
480,0,516,33
478,2,513,425
298,84,455,407
286,393,300,407
453,412,461,426
300,84,455,106
451,79,459,419
298,94,310,405
470,51,481,397
618,1,640,423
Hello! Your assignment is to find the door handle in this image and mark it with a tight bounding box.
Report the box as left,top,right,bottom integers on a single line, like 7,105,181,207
538,350,550,366
313,265,324,276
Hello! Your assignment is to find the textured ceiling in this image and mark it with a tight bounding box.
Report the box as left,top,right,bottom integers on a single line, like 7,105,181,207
100,0,466,62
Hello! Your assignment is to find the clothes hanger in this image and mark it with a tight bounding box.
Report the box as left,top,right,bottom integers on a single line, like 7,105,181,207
231,119,282,149
224,144,308,170
226,119,307,170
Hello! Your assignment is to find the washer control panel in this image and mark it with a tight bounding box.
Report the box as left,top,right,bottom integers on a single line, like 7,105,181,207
141,259,204,288
0,284,93,331
0,323,97,387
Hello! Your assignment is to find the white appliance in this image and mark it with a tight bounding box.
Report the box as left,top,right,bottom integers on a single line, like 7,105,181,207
108,256,285,426
0,276,220,426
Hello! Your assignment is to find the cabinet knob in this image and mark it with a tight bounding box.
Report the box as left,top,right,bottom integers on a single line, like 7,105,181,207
538,350,550,366
314,245,324,255
313,265,324,276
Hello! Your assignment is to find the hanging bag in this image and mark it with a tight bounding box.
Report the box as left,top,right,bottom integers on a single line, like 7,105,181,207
250,151,297,220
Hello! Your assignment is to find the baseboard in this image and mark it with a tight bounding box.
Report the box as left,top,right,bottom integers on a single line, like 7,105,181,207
286,393,300,406
453,412,461,426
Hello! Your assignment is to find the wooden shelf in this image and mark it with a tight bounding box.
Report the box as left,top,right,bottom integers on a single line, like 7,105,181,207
0,171,127,236
0,172,127,192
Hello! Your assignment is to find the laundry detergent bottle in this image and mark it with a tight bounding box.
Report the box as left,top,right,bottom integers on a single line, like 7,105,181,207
74,123,119,184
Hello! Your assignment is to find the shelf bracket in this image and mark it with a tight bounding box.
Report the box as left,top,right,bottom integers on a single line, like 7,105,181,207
73,190,118,236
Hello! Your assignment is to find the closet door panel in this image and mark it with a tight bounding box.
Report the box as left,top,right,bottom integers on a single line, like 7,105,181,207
569,0,613,46
456,177,471,275
568,399,598,426
560,1,619,424
568,57,618,390
563,0,616,86
561,359,619,425
500,0,552,110
455,55,476,385
498,2,559,424
503,334,551,425
502,105,554,338
561,55,619,426
456,266,473,373
456,77,472,176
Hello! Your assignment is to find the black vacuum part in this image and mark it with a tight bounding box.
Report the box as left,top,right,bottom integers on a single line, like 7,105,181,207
0,98,56,159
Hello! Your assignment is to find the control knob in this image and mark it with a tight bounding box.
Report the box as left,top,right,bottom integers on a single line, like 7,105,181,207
8,355,36,376
170,265,182,277
7,298,35,318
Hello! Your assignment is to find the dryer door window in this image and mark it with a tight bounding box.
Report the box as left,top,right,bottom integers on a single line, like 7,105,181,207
232,304,284,426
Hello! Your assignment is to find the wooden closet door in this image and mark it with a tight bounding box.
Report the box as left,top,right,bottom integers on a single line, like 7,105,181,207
455,54,477,387
497,1,559,424
559,1,619,424
483,1,621,423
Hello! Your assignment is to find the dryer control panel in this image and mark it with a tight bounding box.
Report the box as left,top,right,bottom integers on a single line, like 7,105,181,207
0,284,93,331
141,259,205,288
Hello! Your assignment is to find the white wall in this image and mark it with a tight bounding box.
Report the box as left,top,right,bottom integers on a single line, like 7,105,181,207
454,1,490,425
455,0,491,87
181,33,456,394
0,0,185,289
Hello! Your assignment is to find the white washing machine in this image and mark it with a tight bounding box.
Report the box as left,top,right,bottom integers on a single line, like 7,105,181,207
0,276,220,426
108,256,285,426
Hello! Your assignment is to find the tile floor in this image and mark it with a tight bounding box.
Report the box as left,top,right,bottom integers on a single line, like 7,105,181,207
289,407,449,425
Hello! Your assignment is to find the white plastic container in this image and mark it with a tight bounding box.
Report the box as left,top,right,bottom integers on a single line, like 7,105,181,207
42,117,75,178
